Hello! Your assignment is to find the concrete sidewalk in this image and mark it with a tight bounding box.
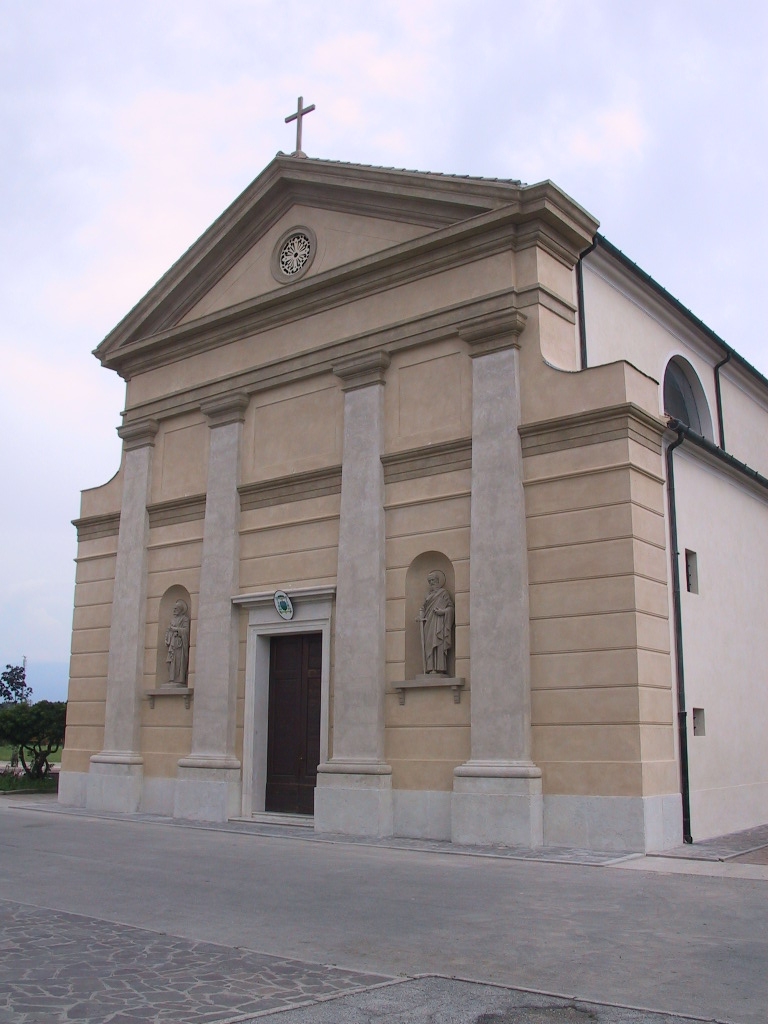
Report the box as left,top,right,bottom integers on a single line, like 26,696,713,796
1,798,766,1024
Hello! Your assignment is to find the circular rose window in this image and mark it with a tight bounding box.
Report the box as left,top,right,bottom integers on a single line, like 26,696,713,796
271,226,317,283
279,233,312,276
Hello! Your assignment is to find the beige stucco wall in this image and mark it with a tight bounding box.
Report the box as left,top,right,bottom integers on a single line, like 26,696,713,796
61,537,116,773
140,520,204,774
522,403,677,802
242,378,343,484
384,471,471,792
150,413,209,503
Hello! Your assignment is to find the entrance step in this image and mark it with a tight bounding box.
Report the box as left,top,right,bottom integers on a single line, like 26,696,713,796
242,812,314,829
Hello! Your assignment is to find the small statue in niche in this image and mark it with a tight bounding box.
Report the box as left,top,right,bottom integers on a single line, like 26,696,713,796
165,600,190,686
417,570,454,675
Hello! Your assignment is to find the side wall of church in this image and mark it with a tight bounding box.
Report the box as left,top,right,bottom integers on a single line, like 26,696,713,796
672,450,768,840
582,252,768,477
581,249,768,841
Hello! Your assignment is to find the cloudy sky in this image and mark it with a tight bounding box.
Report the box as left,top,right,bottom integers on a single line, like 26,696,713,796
2,0,767,701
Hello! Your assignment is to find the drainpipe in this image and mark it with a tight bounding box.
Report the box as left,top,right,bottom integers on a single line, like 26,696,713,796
714,351,731,449
576,238,598,370
665,425,693,843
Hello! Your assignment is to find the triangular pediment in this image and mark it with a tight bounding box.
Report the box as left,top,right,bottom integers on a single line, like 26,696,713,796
95,156,530,372
178,202,433,325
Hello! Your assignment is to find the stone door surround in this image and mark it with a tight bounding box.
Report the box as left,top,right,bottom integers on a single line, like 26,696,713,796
233,587,334,818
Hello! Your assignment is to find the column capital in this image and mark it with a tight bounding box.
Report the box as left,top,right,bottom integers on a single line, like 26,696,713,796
458,308,527,357
333,351,390,391
200,391,249,427
117,418,159,451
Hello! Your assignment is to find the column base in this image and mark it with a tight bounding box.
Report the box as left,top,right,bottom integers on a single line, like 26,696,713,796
315,761,393,837
86,753,143,813
58,770,88,808
451,761,543,847
174,756,241,822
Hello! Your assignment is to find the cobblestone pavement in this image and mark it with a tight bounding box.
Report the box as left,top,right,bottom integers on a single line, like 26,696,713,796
0,900,393,1024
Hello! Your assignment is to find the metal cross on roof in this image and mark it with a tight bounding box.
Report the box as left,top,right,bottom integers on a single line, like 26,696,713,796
285,96,315,158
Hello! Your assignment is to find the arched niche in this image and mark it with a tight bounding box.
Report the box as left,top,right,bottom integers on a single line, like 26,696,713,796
155,585,193,687
404,552,456,681
663,356,714,441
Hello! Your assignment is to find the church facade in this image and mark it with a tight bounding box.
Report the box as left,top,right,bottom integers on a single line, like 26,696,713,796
59,155,768,852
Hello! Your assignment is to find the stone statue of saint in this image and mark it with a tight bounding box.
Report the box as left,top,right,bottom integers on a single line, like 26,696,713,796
418,570,454,675
165,600,190,686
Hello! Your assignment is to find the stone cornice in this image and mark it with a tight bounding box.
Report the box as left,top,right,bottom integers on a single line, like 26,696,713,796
117,418,158,451
458,308,527,356
239,465,342,511
381,437,472,483
333,351,390,391
200,391,249,426
147,494,207,528
119,291,522,425
519,403,666,457
232,584,336,607
73,511,121,542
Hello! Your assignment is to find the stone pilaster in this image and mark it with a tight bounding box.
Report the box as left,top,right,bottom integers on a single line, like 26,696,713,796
451,309,544,847
87,418,158,813
174,392,249,822
315,352,393,837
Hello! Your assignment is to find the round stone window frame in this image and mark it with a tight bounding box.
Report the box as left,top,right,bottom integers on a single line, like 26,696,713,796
270,225,318,284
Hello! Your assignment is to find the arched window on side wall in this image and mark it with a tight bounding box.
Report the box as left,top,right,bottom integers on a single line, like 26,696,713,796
663,357,713,440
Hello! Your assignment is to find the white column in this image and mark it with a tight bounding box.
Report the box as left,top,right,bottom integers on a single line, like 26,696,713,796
174,392,248,822
87,418,158,812
451,310,543,847
315,352,393,837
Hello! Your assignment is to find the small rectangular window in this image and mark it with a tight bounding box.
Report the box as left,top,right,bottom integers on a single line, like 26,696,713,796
692,708,706,736
685,550,698,594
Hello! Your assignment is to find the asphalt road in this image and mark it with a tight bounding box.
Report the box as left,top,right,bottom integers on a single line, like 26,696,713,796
0,801,766,1024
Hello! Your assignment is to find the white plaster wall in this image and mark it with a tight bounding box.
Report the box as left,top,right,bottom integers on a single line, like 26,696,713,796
582,261,718,428
582,254,768,476
673,449,768,840
716,372,768,477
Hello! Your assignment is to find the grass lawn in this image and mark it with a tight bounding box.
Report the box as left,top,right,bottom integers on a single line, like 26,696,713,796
0,744,61,763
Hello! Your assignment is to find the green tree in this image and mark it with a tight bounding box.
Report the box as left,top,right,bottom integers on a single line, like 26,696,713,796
0,663,32,704
0,701,66,779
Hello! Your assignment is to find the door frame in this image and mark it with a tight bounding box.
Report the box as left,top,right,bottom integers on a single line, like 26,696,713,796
234,587,334,818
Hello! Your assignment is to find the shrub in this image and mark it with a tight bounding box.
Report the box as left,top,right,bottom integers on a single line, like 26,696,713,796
0,701,66,779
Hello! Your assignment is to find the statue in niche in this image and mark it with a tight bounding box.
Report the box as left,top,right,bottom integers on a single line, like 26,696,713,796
417,570,454,675
164,600,190,686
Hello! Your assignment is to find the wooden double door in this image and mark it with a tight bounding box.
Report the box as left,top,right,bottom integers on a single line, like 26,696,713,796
266,633,322,815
